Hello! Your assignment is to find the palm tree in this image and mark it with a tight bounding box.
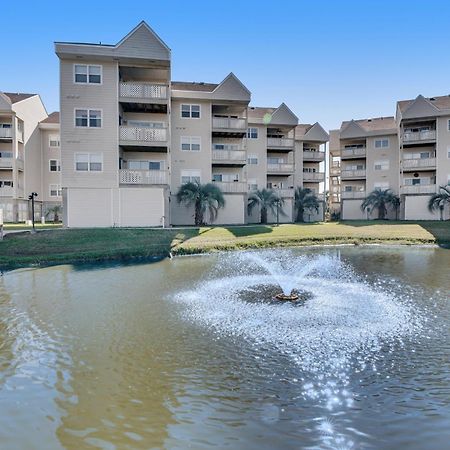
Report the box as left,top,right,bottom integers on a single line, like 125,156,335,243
294,187,320,222
428,186,450,221
361,188,400,220
248,189,284,224
45,205,62,223
176,182,225,226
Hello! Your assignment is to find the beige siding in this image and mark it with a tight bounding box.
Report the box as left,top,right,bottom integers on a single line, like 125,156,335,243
119,187,165,226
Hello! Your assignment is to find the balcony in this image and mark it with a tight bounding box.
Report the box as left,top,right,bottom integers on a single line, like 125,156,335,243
272,188,295,198
402,158,436,170
0,128,13,140
212,149,246,166
212,117,247,137
212,181,247,193
341,190,366,199
330,164,340,176
0,186,14,196
119,82,167,101
119,169,168,185
401,184,436,194
267,163,294,174
402,130,436,143
119,126,168,150
267,137,295,151
303,150,325,161
341,147,366,159
303,172,325,182
341,169,366,179
0,158,13,169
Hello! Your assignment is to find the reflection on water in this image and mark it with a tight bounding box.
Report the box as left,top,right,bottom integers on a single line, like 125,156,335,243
0,247,449,449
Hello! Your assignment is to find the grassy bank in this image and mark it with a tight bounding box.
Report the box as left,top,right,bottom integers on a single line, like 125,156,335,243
0,221,448,271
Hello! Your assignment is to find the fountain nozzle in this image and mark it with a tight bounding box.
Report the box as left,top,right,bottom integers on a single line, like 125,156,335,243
275,291,299,301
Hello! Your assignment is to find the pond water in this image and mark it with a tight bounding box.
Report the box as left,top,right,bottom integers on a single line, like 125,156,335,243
0,246,449,450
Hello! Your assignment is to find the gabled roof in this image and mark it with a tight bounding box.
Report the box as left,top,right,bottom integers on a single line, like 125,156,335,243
211,73,251,101
41,111,60,124
55,21,170,62
171,81,218,92
297,122,329,142
0,93,12,111
270,103,299,126
340,117,396,138
3,92,37,104
248,106,276,119
397,94,441,120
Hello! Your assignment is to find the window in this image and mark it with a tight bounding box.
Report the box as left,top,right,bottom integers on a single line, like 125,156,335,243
447,148,450,159
181,136,201,151
0,151,13,158
404,177,431,186
74,64,102,84
213,143,239,151
374,160,389,171
181,170,201,184
49,159,61,172
448,120,450,131
75,153,102,172
248,179,258,191
127,120,164,129
344,185,353,192
212,173,223,182
213,173,239,182
128,160,163,170
375,139,389,149
49,135,60,147
75,109,102,128
303,167,317,173
0,123,11,129
181,104,200,118
49,184,62,197
247,127,258,139
0,180,13,188
247,155,258,165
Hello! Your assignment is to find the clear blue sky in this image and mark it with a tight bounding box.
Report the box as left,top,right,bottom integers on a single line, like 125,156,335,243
2,0,450,130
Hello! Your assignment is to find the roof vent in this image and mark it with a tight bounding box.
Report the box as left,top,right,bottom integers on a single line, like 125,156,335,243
367,119,372,122
430,97,436,101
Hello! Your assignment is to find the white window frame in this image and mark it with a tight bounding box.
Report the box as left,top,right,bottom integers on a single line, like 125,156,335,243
374,138,389,149
181,169,201,184
74,108,102,128
49,135,60,148
247,127,258,139
74,152,103,172
49,184,62,197
49,159,61,172
73,64,103,85
374,160,389,171
180,136,201,151
180,104,201,119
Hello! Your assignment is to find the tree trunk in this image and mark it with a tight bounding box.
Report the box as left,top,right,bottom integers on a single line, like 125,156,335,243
194,200,203,226
261,207,268,224
378,202,386,220
440,205,444,221
54,212,59,223
296,206,304,223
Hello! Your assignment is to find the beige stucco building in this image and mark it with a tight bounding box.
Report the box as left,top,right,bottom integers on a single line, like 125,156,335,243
55,21,328,227
0,93,61,222
330,94,450,220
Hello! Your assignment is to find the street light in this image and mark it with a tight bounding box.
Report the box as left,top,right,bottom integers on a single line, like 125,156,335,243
28,192,38,233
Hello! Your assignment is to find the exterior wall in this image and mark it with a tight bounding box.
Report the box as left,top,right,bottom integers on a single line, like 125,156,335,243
342,199,365,220
215,194,246,225
436,116,450,187
119,187,165,227
39,128,62,203
246,123,267,190
404,195,440,220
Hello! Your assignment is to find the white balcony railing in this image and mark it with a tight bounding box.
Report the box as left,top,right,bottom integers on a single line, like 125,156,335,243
341,190,366,199
212,117,246,130
119,126,167,143
341,169,366,178
0,187,14,196
341,147,366,158
400,184,437,194
267,137,295,148
402,130,436,143
303,150,325,161
119,169,168,185
402,158,436,169
303,172,325,181
267,163,294,173
212,150,246,162
119,82,168,100
0,158,13,169
212,181,247,193
272,188,295,198
0,128,13,139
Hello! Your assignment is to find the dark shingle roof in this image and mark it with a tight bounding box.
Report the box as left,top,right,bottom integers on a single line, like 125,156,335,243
41,111,59,124
295,124,314,136
247,106,276,119
341,116,396,132
171,81,218,92
397,94,450,112
3,92,36,104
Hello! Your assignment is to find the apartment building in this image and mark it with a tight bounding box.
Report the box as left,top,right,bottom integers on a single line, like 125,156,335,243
330,94,450,220
55,21,328,227
0,92,61,222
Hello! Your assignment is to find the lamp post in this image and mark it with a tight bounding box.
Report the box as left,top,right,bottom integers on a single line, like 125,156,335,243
28,192,38,233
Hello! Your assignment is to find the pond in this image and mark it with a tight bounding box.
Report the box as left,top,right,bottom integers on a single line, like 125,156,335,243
0,246,449,450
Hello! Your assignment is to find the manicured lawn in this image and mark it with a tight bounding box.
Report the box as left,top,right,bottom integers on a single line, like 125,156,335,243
3,223,62,231
0,221,448,271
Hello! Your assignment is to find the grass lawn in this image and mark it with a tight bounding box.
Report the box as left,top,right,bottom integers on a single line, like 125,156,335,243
3,223,63,231
0,221,448,271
